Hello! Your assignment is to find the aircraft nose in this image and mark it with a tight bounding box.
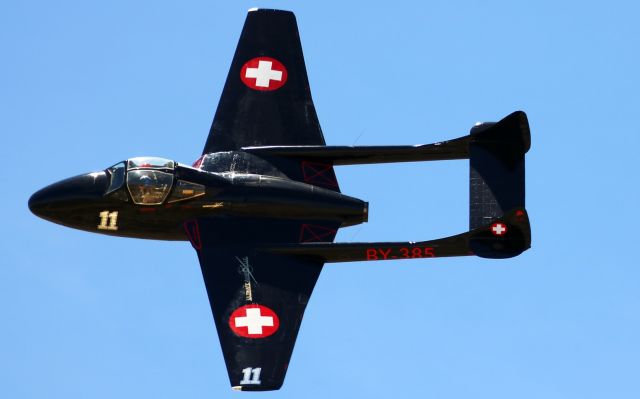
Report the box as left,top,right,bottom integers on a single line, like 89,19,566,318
29,172,109,219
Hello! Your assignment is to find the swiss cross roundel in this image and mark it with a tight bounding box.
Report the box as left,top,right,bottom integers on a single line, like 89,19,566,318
229,304,280,338
240,57,288,91
491,222,508,236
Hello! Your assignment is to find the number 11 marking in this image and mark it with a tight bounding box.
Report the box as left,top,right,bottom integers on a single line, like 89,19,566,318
239,367,261,385
98,211,119,231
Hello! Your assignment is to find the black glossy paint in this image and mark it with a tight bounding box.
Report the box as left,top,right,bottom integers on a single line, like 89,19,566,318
203,10,326,154
29,164,367,240
29,8,531,392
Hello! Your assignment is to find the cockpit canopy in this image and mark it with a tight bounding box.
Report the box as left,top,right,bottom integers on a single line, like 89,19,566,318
105,157,205,205
127,157,175,170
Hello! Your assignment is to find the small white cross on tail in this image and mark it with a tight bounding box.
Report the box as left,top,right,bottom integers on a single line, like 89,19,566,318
491,222,507,236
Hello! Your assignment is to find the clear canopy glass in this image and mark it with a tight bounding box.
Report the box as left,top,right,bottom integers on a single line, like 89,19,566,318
105,162,126,194
127,157,175,170
126,169,174,205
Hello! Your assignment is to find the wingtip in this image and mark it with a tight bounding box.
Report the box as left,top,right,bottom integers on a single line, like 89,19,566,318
230,385,282,392
247,8,294,15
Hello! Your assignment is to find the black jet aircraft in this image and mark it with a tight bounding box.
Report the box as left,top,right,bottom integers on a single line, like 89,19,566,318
29,9,531,391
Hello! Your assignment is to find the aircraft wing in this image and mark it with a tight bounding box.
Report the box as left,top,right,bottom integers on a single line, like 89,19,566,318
184,217,339,391
203,9,326,154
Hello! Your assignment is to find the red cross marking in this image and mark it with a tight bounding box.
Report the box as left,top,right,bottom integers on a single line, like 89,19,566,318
491,222,507,236
229,304,280,338
301,161,339,188
240,57,288,91
299,224,337,243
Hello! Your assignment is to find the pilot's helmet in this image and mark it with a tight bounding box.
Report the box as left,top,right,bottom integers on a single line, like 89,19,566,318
139,174,153,186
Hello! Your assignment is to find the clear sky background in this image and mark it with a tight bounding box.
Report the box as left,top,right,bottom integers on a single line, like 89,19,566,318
2,1,639,398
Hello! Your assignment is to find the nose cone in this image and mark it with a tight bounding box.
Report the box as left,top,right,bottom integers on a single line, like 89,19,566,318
29,172,109,221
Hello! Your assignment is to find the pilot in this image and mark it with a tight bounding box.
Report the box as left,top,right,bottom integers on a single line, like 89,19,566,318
138,174,157,204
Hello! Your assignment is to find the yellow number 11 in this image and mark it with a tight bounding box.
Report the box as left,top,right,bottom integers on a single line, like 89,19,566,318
98,211,119,231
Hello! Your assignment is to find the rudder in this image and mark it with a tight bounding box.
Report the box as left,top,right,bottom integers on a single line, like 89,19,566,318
469,111,530,230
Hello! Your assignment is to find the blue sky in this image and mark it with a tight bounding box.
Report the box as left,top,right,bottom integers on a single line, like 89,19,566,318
2,1,640,398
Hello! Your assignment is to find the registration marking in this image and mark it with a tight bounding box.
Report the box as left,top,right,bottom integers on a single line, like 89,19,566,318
365,247,435,260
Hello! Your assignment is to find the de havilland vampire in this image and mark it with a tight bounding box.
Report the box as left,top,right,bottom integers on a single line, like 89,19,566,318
29,9,532,391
